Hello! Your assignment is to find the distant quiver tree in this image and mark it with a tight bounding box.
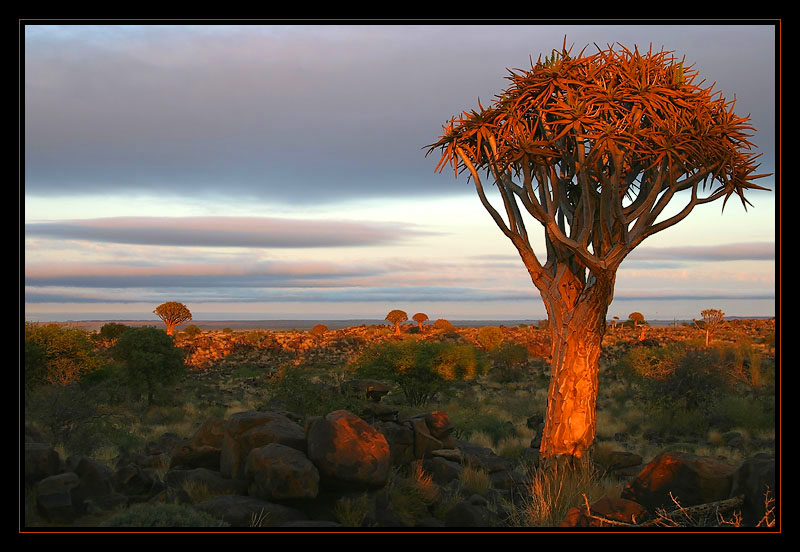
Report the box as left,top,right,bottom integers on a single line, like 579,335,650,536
628,312,645,328
695,308,725,346
412,312,430,331
427,40,769,465
154,301,193,336
385,310,409,336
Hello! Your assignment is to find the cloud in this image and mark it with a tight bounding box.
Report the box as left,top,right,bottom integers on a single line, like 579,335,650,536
24,24,776,205
625,242,775,262
25,216,435,248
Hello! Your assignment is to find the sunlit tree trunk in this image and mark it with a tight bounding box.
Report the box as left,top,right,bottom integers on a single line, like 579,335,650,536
538,269,614,462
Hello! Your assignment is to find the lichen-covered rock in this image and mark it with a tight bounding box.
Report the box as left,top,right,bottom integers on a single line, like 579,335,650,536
621,451,738,512
220,411,307,479
306,410,390,488
729,453,776,526
245,443,319,500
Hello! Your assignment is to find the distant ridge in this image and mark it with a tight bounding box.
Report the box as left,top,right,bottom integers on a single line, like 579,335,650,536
40,316,774,333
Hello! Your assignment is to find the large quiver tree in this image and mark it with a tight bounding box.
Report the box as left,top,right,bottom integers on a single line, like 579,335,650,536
427,41,769,464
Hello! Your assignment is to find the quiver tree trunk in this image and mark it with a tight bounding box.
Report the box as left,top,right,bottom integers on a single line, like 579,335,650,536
538,270,614,462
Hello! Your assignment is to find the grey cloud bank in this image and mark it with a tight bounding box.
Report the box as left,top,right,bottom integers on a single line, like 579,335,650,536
25,216,434,247
24,23,776,206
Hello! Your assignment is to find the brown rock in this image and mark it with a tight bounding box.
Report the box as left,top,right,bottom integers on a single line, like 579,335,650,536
411,417,442,459
220,411,307,479
25,443,61,484
245,443,319,500
306,410,391,488
561,497,651,527
621,451,738,512
191,417,225,448
423,411,455,440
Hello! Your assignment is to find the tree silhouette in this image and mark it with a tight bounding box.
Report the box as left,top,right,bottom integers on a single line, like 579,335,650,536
427,40,769,464
385,309,409,336
153,301,192,336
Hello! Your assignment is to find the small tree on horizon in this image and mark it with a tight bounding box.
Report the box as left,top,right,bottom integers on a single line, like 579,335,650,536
628,312,646,328
694,308,725,346
385,310,409,336
412,312,430,332
154,301,193,336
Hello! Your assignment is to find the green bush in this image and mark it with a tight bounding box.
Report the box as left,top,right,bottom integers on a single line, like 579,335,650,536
24,323,106,389
112,327,186,405
489,342,530,383
354,341,486,406
269,366,365,417
102,503,229,527
476,326,504,351
93,322,131,343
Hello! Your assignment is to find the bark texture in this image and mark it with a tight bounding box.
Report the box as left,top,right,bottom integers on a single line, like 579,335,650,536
539,270,614,460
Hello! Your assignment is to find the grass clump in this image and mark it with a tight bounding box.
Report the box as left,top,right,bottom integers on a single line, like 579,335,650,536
387,463,442,527
508,463,618,527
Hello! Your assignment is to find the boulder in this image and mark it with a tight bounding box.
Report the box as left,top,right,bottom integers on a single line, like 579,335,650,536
66,456,115,513
375,421,415,465
621,451,738,512
339,379,391,402
419,411,455,440
444,499,490,527
306,410,391,488
454,440,516,474
36,472,80,522
729,453,776,526
411,417,442,459
170,444,221,471
561,496,651,527
245,443,320,501
421,456,463,485
191,418,225,449
25,443,61,484
113,463,163,501
194,495,308,528
220,411,307,479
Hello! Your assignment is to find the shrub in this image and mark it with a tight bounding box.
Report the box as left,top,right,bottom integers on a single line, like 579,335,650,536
182,324,202,338
24,322,105,389
476,326,504,351
269,365,365,417
310,324,329,337
433,318,456,332
489,342,530,383
112,327,186,405
103,503,229,527
354,341,485,406
97,322,131,342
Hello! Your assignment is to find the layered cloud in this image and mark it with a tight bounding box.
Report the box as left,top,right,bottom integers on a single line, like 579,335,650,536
25,216,434,248
24,24,776,205
626,242,775,262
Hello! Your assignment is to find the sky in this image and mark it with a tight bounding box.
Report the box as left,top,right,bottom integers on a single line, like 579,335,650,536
22,22,779,322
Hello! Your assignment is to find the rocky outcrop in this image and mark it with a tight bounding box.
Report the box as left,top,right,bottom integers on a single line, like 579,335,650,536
620,451,738,512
